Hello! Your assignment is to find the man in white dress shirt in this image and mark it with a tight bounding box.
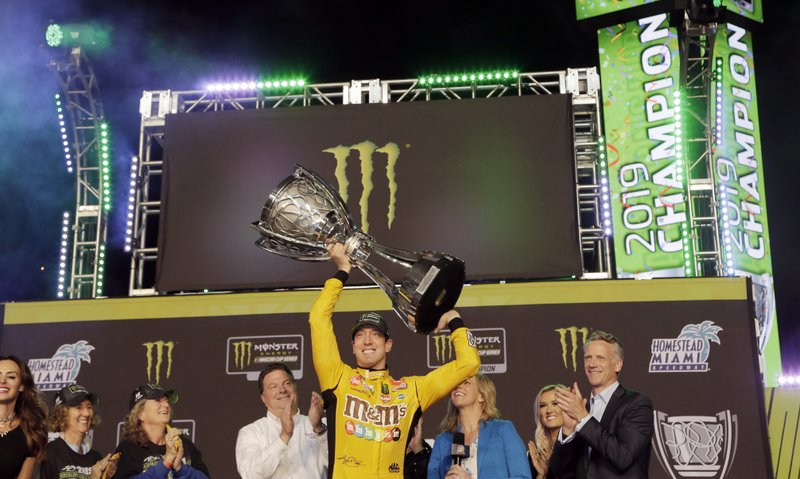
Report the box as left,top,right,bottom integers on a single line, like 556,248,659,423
236,363,328,479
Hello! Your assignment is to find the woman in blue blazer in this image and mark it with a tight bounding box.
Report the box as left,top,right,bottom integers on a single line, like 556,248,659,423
428,374,531,479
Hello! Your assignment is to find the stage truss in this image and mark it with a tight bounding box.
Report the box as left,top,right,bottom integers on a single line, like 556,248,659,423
49,48,109,299
129,68,609,296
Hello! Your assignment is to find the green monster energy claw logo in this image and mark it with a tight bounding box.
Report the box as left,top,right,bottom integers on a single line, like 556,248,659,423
555,327,589,372
433,334,454,363
232,341,253,369
143,340,175,383
323,140,401,233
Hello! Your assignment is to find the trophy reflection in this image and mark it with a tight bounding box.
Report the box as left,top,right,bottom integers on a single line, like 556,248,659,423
251,165,465,334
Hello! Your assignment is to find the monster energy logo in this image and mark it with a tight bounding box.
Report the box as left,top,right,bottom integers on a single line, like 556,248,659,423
555,327,589,372
323,140,400,233
432,334,454,363
143,341,175,383
232,341,253,369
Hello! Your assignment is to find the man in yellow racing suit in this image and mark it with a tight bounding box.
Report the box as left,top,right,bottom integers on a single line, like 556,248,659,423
310,242,480,478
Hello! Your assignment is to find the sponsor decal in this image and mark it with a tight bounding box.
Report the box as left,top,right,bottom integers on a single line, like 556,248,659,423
555,326,589,372
381,383,389,395
396,393,406,400
653,410,738,479
342,394,407,427
323,141,401,234
350,375,362,387
28,341,94,391
142,340,174,384
428,328,507,374
389,462,401,473
226,335,304,381
391,379,407,391
345,420,355,435
649,321,723,372
380,394,392,403
116,419,195,446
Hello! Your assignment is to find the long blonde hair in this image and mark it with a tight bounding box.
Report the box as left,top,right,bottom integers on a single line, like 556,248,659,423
439,374,501,433
121,401,153,446
530,384,565,477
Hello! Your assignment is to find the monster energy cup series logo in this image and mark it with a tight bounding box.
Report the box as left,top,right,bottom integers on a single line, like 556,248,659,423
227,335,304,381
428,328,506,374
323,141,401,233
143,340,174,384
555,327,589,372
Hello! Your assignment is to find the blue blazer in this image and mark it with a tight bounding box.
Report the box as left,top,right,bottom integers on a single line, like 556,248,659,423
427,419,532,479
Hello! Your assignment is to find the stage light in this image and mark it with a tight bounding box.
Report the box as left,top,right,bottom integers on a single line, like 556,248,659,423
44,22,111,52
124,156,139,253
57,212,70,299
418,70,519,87
99,122,112,211
205,77,307,92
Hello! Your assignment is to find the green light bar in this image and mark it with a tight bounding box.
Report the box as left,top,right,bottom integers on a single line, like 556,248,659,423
418,70,519,86
100,122,111,212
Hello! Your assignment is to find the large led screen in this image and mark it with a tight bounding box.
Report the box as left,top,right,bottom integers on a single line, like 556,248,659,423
156,94,581,292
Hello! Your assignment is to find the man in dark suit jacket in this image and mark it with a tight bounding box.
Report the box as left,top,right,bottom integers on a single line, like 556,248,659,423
549,330,653,478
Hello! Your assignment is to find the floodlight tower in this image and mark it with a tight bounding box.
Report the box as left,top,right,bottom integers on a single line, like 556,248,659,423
46,23,111,299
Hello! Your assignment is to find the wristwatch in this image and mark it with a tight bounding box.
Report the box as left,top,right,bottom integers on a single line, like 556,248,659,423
313,423,327,436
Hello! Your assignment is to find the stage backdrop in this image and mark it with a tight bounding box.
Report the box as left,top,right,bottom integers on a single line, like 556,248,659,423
1,277,770,478
156,94,581,292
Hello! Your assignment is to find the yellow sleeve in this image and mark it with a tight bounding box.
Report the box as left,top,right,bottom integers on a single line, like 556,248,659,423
309,277,347,391
418,327,480,411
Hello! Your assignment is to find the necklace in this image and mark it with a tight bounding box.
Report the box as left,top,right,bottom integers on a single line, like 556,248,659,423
0,413,15,437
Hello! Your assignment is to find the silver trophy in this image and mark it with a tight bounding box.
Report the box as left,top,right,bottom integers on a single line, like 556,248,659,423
251,165,465,334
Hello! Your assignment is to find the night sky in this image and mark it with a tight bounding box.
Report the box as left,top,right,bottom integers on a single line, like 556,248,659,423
1,1,797,370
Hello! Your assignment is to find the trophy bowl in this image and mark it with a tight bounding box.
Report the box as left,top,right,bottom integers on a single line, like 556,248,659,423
251,165,465,334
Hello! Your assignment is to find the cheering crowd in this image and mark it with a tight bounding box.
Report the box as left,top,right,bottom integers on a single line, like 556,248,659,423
1,244,653,478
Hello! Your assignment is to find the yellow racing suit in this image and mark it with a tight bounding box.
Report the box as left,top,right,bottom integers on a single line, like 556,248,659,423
309,272,480,478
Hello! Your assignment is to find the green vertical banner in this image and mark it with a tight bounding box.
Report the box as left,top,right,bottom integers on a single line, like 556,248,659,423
599,14,692,278
723,0,764,23
713,23,780,384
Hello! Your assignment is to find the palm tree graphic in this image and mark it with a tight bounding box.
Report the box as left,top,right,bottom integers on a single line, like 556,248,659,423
52,340,95,382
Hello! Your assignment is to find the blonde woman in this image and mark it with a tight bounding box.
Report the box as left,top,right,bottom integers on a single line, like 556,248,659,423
528,384,567,479
42,385,119,479
428,374,531,479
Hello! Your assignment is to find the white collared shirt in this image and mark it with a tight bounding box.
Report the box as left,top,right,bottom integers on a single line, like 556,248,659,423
235,410,328,479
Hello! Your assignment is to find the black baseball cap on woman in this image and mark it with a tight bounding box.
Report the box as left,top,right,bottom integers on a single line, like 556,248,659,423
129,384,179,410
54,384,99,408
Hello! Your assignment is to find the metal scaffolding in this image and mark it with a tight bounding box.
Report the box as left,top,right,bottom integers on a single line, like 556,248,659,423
49,48,109,299
130,68,609,296
680,15,723,277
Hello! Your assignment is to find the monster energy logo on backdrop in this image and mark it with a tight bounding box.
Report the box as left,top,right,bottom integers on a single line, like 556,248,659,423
142,341,174,383
430,334,454,364
232,341,253,369
555,327,589,372
427,328,506,374
323,141,400,233
226,335,304,381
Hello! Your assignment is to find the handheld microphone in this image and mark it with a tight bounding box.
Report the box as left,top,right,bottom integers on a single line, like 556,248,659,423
450,432,470,466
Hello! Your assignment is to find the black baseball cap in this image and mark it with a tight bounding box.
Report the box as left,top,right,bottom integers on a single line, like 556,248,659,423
54,384,99,408
351,312,390,339
129,384,179,410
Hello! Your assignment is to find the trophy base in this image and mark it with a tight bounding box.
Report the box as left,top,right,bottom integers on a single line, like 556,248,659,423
400,253,465,334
